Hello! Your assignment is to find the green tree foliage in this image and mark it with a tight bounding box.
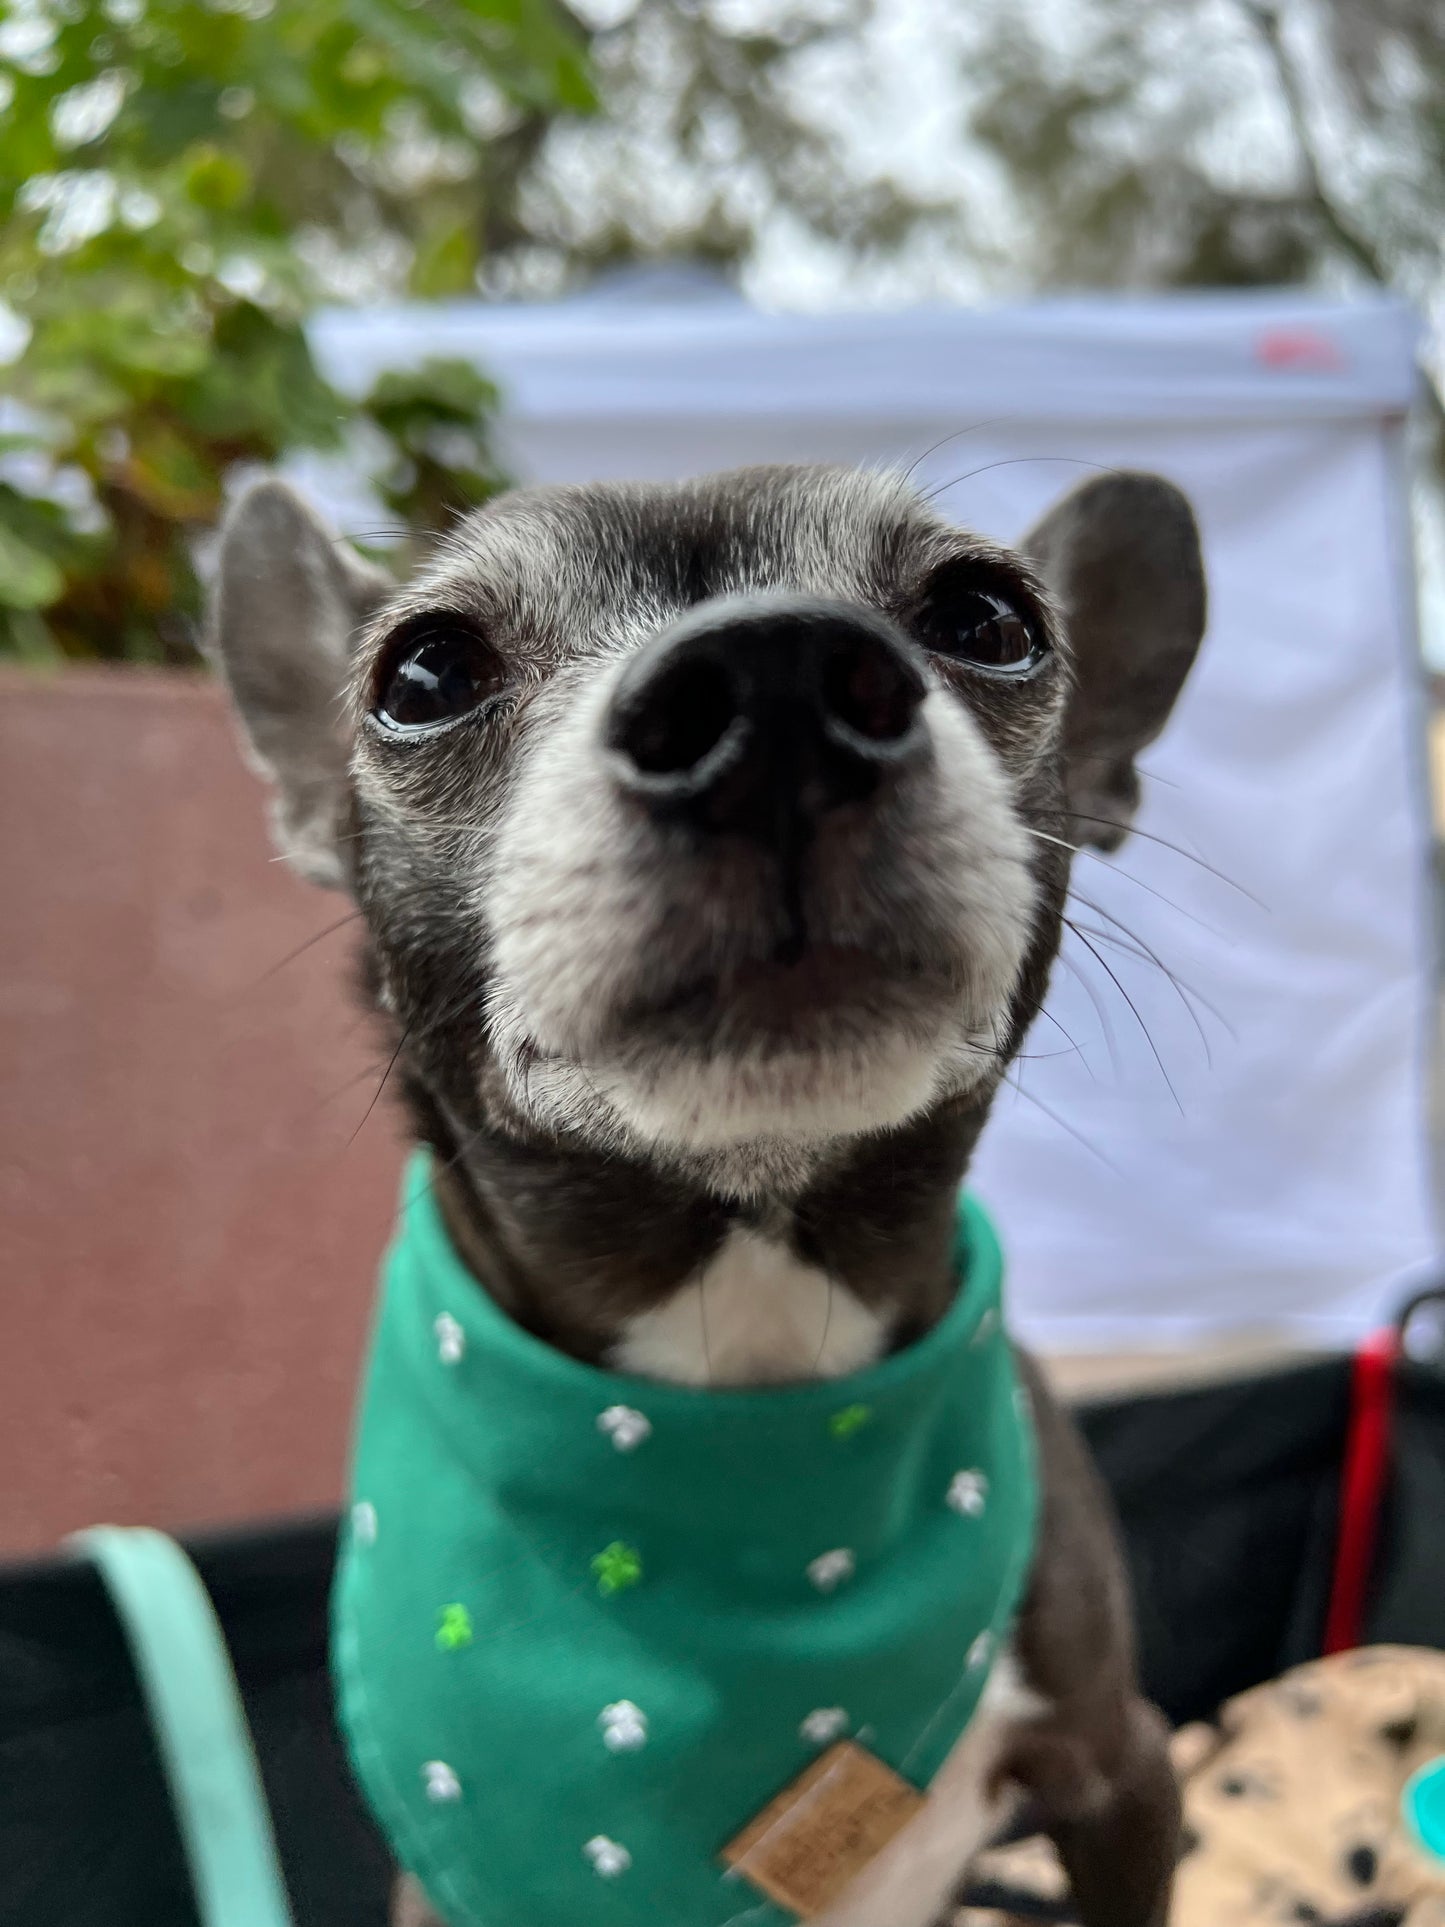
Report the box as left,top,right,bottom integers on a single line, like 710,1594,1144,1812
0,0,590,663
501,0,956,290
0,0,944,665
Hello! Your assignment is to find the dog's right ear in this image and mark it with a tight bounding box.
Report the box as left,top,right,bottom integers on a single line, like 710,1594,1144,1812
210,480,393,888
1022,472,1206,852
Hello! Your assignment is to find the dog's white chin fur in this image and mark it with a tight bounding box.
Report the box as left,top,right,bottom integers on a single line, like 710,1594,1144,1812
494,1006,1006,1198
588,1009,1007,1156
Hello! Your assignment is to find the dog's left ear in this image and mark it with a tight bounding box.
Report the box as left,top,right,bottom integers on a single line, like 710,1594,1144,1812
1023,472,1206,851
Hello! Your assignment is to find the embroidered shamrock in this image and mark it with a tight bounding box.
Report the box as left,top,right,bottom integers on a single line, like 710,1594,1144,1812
827,1403,872,1441
584,1835,632,1877
800,1706,850,1745
946,1469,989,1518
435,1602,474,1652
597,1405,652,1452
434,1311,465,1365
421,1760,462,1802
598,1700,649,1752
807,1547,857,1593
591,1541,643,1596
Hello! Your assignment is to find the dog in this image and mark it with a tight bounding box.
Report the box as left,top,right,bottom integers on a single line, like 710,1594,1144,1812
210,459,1206,1927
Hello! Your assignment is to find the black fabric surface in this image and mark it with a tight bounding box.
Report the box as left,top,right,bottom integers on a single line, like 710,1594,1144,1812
4,1356,1443,1927
1362,1358,1445,1651
0,1518,391,1927
1076,1356,1354,1725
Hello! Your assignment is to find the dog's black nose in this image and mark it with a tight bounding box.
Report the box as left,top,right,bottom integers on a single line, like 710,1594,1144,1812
604,596,928,837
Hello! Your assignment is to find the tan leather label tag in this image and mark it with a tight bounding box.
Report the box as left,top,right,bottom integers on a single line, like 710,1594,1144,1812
720,1740,925,1919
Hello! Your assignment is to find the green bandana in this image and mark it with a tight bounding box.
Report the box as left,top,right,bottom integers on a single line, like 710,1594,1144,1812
333,1155,1038,1927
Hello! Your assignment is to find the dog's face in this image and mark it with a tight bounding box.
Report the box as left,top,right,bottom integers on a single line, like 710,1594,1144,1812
213,463,1203,1200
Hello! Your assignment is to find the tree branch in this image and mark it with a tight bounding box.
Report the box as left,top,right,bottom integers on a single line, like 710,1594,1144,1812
1239,1,1385,279
1240,0,1444,431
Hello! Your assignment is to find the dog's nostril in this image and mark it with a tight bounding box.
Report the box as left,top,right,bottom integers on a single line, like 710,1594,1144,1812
616,655,740,776
821,632,924,745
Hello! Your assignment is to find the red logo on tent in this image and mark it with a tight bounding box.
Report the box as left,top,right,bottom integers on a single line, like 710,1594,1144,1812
1255,328,1347,372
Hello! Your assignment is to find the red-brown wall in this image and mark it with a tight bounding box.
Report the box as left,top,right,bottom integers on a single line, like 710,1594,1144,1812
0,668,403,1556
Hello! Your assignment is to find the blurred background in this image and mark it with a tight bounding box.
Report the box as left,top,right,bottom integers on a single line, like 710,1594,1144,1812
1,0,1443,1551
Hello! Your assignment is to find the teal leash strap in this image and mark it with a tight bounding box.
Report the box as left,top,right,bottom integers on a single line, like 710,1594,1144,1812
69,1526,296,1927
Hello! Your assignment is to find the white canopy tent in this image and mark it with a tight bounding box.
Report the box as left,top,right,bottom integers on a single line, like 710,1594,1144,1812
308,284,1438,1351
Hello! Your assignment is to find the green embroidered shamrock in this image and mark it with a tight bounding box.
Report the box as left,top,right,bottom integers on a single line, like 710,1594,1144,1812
828,1403,873,1441
435,1602,474,1652
591,1541,643,1597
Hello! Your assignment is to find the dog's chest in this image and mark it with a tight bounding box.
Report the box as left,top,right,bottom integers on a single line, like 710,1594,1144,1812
609,1226,887,1386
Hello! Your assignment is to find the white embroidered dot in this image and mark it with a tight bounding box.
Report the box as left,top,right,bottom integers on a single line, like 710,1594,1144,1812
970,1306,1000,1349
421,1760,461,1802
598,1700,649,1751
946,1469,989,1518
597,1405,652,1452
800,1706,850,1746
351,1500,377,1545
807,1548,856,1593
967,1630,994,1671
434,1311,465,1366
584,1835,632,1877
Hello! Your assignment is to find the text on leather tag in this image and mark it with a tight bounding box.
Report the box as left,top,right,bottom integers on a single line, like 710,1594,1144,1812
720,1739,925,1918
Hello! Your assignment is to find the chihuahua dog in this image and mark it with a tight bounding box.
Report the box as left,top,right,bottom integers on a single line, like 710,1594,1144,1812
211,460,1204,1927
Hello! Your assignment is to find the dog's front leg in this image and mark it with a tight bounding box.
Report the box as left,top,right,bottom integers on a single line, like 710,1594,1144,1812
1039,1699,1177,1927
1003,1693,1178,1927
1004,1350,1180,1927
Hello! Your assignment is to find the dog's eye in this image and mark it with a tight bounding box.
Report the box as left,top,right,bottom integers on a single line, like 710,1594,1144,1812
923,587,1047,676
374,627,505,732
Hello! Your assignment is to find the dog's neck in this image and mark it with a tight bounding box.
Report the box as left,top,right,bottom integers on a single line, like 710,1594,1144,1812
418,1091,991,1386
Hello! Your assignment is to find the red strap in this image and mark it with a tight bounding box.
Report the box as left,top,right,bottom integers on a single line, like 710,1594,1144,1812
1323,1327,1399,1655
